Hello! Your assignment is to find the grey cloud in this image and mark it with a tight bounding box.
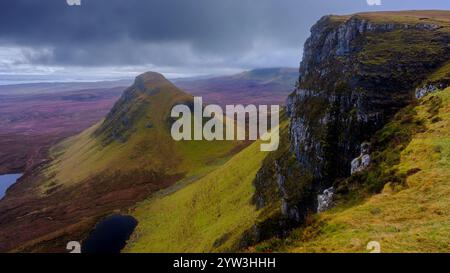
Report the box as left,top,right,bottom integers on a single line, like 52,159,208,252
0,0,449,74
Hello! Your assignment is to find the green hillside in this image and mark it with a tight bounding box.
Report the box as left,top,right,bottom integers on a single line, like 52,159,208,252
42,72,244,193
125,140,265,252
125,120,287,252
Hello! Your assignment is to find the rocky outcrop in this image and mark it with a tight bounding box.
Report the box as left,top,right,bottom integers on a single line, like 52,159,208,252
252,138,315,224
317,187,334,212
415,83,449,99
415,84,439,99
351,142,371,174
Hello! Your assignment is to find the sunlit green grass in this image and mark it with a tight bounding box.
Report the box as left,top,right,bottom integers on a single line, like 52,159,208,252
125,138,271,252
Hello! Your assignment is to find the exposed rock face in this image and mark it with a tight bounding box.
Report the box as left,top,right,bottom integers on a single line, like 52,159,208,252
276,162,300,221
286,14,450,191
416,84,438,99
253,13,450,227
351,142,371,174
415,83,449,99
252,141,314,224
317,187,334,213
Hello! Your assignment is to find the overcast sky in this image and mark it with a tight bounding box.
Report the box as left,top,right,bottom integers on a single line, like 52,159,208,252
0,0,449,84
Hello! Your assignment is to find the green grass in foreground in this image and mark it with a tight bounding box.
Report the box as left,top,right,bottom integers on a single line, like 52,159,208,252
124,138,269,252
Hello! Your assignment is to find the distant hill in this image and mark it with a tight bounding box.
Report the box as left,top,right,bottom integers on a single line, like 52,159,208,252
0,80,132,95
174,67,298,106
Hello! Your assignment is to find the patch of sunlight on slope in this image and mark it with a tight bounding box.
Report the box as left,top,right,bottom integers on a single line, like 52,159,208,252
287,88,450,253
124,124,283,253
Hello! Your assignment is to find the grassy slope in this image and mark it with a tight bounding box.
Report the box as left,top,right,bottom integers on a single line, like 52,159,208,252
254,87,450,253
354,11,450,81
125,121,286,253
41,75,242,193
125,140,264,252
45,122,238,190
428,59,450,83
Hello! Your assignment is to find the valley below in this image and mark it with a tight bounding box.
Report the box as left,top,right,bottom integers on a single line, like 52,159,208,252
0,83,128,174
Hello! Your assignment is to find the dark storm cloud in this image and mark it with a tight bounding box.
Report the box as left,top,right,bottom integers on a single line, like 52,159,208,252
0,0,449,71
0,0,353,67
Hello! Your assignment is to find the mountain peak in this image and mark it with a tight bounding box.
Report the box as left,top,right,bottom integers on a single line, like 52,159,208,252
135,71,166,83
134,71,173,91
94,71,191,145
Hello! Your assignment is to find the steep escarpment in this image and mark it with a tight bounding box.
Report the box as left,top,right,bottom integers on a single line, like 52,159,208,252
289,13,450,185
253,11,450,235
254,86,450,253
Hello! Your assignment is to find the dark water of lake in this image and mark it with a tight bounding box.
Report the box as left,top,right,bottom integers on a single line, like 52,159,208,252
0,173,22,199
81,214,138,253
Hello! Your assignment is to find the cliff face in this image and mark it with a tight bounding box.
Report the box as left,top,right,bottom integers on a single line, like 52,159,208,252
253,11,450,229
289,14,450,187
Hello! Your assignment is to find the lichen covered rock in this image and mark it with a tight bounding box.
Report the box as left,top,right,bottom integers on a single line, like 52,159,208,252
351,142,371,174
317,187,334,212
